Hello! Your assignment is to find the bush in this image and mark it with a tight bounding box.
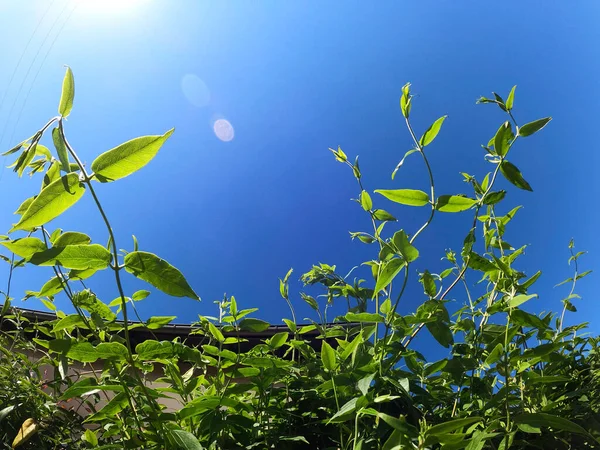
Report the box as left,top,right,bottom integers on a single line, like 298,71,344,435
0,70,598,449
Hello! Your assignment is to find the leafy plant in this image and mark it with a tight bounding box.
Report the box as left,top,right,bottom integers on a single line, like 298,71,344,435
0,71,597,449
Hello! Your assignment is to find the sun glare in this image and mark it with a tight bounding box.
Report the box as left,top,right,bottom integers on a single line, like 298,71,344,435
75,0,145,15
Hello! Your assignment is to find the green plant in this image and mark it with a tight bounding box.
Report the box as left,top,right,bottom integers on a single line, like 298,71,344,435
0,70,598,449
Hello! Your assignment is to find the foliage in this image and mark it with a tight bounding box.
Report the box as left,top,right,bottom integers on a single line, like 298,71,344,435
0,71,598,449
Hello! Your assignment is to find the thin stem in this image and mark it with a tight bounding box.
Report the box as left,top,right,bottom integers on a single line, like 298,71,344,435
559,245,579,333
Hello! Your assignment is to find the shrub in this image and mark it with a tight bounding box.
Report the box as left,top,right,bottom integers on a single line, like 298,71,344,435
0,70,598,449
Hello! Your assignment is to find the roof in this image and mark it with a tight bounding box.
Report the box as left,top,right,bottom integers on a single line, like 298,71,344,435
4,307,352,352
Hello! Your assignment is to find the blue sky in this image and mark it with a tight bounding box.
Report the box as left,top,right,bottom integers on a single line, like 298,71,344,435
0,1,599,338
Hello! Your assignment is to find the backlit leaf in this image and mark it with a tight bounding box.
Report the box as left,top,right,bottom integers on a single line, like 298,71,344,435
124,251,199,299
436,195,477,212
91,129,174,182
0,237,46,259
419,116,447,147
375,189,429,207
11,173,85,232
52,231,91,247
58,66,75,117
321,341,337,371
29,244,111,270
374,258,406,296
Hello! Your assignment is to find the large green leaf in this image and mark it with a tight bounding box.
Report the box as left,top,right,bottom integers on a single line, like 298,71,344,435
426,320,453,348
239,318,270,332
52,231,90,247
375,189,429,206
170,429,204,450
426,417,483,436
500,161,532,191
124,251,199,299
321,341,337,371
67,342,128,363
393,230,419,262
419,115,447,147
513,413,591,437
29,244,111,270
146,316,177,329
53,314,88,332
436,195,477,212
0,237,46,259
494,121,513,157
374,258,406,296
519,117,551,137
11,173,85,232
91,129,174,182
345,313,384,323
58,67,75,118
51,127,72,172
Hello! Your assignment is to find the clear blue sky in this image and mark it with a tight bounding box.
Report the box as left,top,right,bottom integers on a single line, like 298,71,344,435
0,1,599,337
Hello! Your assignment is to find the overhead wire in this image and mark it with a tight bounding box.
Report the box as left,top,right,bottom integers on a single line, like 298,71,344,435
0,0,75,182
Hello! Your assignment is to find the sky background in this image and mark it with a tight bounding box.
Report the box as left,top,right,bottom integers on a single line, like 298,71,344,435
0,1,598,345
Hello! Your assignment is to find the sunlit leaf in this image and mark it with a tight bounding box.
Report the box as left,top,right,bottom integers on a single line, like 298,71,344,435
29,244,111,270
58,66,75,118
375,189,429,206
91,129,174,182
124,251,199,299
419,115,447,147
11,173,85,232
436,195,477,212
0,237,46,259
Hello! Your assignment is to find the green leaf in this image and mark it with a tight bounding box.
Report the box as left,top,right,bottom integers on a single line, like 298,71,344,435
0,237,46,259
52,128,72,173
393,230,419,262
170,429,203,450
11,173,85,232
372,209,397,222
67,342,128,363
135,340,174,360
375,189,429,206
436,195,477,213
124,251,199,299
60,378,123,400
42,160,60,188
268,331,288,349
345,312,384,323
500,161,532,191
419,115,447,147
426,417,483,436
483,190,506,205
239,317,270,332
14,196,35,216
423,358,448,377
208,322,224,342
426,320,453,348
513,413,590,437
328,397,359,423
83,430,98,447
321,341,337,371
91,129,174,182
494,121,513,157
53,314,88,332
485,343,504,365
29,244,111,270
374,258,406,296
146,316,177,329
72,290,115,321
519,117,551,137
506,85,516,110
52,231,90,247
400,83,412,118
420,270,437,297
468,252,497,272
132,290,150,301
360,190,372,211
357,373,375,396
507,294,537,308
58,67,75,117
